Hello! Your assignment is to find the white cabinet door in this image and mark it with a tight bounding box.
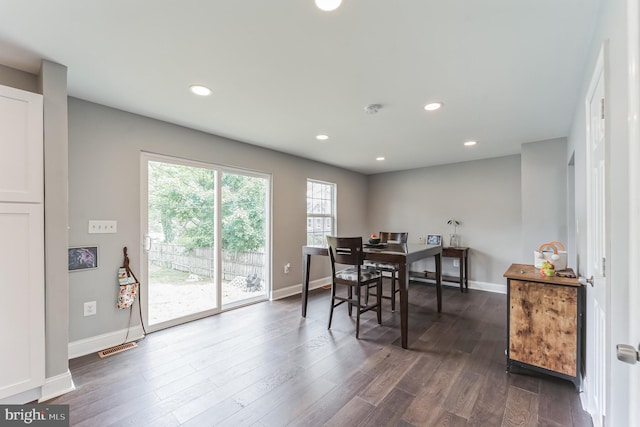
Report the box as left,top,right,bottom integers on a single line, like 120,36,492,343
0,204,45,399
0,85,43,203
0,84,44,400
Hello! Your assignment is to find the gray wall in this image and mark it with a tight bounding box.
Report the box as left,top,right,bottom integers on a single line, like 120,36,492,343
38,61,70,380
0,64,37,93
521,138,568,260
367,155,522,285
67,98,368,342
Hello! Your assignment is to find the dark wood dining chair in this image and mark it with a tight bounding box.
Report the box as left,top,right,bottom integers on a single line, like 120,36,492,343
366,231,408,311
326,236,382,338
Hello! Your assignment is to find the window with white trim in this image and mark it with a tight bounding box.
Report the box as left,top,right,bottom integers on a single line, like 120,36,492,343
306,179,335,246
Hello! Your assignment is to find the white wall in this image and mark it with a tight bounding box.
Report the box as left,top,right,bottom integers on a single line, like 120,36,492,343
367,154,522,288
67,98,369,344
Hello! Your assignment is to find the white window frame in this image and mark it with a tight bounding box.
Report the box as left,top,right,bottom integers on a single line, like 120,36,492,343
306,179,336,246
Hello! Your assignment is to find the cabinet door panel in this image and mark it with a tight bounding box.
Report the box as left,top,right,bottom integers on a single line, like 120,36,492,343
0,85,43,203
0,204,45,398
509,280,578,376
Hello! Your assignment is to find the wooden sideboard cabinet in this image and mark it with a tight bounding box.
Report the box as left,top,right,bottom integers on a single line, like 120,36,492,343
503,263,584,388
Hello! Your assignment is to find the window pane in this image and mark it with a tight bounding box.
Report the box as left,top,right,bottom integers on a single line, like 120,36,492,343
306,179,335,245
322,185,332,199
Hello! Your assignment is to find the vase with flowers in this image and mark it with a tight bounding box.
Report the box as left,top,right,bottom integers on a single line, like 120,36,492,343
447,218,461,247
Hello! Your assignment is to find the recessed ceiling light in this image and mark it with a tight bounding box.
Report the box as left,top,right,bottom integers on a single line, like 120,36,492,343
316,134,329,141
190,85,212,96
464,140,477,146
424,102,443,111
315,0,342,11
376,156,385,161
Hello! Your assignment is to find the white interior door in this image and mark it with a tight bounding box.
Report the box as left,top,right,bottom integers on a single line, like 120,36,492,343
584,48,607,427
626,0,640,423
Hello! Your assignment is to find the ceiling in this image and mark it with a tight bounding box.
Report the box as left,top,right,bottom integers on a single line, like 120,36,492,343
0,0,601,174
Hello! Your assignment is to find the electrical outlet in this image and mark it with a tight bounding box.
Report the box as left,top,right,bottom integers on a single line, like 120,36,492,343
284,263,291,274
88,220,117,234
84,301,97,316
453,259,460,267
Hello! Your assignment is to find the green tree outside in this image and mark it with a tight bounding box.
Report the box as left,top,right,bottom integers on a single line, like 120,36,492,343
148,161,266,253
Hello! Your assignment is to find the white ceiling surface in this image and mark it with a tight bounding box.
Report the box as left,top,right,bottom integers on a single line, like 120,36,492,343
0,0,600,174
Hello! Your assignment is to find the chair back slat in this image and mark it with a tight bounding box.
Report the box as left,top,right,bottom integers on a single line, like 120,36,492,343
326,236,363,266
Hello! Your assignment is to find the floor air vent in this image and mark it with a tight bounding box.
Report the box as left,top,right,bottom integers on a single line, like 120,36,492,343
98,342,137,358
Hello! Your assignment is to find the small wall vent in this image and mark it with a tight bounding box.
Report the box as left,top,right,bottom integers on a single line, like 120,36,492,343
98,342,137,358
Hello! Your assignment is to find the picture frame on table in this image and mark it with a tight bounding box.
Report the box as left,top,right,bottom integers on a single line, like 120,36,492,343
68,245,99,271
426,234,442,246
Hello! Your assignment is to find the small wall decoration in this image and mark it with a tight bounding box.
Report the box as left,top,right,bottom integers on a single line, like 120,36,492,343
426,234,442,245
68,246,98,271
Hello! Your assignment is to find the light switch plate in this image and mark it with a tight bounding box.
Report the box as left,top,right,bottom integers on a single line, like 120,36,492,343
84,301,96,316
88,220,117,234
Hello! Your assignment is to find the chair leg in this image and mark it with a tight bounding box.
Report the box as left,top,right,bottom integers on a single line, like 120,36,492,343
328,283,336,329
376,278,382,324
355,285,361,339
348,286,353,317
391,272,396,312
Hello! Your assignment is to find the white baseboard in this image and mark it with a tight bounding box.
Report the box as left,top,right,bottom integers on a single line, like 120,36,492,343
68,325,145,359
408,275,506,294
0,388,41,404
272,276,505,301
271,276,331,300
467,280,506,294
39,370,75,402
0,370,75,404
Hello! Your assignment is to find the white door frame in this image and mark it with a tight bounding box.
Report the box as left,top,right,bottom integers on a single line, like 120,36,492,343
584,44,609,427
140,152,272,331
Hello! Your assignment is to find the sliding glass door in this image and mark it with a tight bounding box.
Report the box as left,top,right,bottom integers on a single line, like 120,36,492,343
141,153,270,331
220,172,269,306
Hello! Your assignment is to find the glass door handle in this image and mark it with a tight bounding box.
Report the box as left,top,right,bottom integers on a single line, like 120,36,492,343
143,234,152,252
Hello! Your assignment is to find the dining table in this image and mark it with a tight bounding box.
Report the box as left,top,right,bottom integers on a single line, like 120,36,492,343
301,242,442,349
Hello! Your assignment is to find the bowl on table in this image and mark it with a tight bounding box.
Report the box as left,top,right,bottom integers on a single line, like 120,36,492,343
368,238,380,245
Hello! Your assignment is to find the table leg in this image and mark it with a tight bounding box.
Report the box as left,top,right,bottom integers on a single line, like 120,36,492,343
399,262,409,349
435,253,442,312
302,253,311,317
464,251,469,291
458,253,464,293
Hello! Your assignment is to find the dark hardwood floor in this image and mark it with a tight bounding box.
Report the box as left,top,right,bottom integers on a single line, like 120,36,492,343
47,282,593,426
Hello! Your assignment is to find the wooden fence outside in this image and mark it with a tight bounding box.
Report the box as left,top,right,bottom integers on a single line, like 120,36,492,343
149,243,265,281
